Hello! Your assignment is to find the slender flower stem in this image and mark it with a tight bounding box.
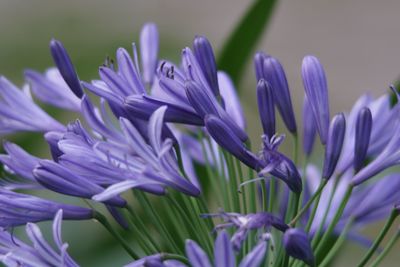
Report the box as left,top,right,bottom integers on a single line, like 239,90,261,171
319,218,354,267
235,158,248,214
356,208,399,267
268,178,275,212
370,228,400,267
311,176,340,247
314,185,353,256
93,211,139,259
289,179,328,226
134,191,182,253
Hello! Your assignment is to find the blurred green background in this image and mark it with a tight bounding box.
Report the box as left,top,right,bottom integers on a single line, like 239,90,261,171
1,0,400,266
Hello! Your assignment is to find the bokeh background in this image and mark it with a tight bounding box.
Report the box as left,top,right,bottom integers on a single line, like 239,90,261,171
1,0,399,266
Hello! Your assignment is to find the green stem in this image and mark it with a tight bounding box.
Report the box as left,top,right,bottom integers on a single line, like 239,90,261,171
311,177,340,247
314,185,353,256
94,211,139,259
268,178,275,213
370,228,400,267
319,218,354,267
356,208,399,267
290,179,328,227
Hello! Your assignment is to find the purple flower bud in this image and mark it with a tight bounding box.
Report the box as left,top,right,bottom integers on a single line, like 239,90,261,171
49,39,83,98
354,107,372,173
322,113,346,179
193,36,219,97
302,55,330,144
186,80,248,142
253,52,269,81
124,94,203,125
257,79,276,138
140,22,159,86
303,96,317,156
205,115,259,169
263,56,297,133
283,228,315,267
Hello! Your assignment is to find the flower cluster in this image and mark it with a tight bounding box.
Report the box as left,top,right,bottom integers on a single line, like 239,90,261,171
0,22,399,267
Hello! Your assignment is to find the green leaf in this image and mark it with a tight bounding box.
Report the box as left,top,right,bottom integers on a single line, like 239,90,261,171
217,0,278,90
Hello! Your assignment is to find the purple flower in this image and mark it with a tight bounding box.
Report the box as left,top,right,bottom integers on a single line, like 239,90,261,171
92,106,200,200
25,68,81,111
193,35,219,97
259,135,302,193
140,22,159,86
50,39,83,98
0,76,65,134
263,56,297,134
0,210,79,267
322,113,346,179
257,79,276,138
0,142,40,184
253,52,269,81
0,189,93,227
205,115,259,169
302,96,317,156
203,210,288,251
124,94,203,125
218,71,246,130
352,121,400,186
33,160,127,207
127,231,268,267
354,107,372,172
283,228,315,266
302,55,330,144
185,80,248,142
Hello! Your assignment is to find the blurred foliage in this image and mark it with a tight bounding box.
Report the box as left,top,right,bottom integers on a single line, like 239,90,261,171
217,0,277,89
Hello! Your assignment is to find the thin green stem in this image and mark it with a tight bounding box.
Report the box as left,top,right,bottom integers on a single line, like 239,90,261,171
268,178,275,213
94,211,139,259
314,185,353,256
370,229,400,267
290,179,328,227
311,177,340,247
356,208,399,267
319,218,354,267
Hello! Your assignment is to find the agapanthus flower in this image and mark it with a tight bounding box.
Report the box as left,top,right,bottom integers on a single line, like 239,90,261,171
0,210,78,267
302,55,330,144
126,230,268,267
0,19,399,267
0,189,93,227
202,210,288,251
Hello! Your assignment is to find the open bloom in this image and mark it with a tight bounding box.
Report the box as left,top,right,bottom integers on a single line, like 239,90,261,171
0,210,78,267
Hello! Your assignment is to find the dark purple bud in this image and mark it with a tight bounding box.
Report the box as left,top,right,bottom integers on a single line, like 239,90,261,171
186,80,248,142
205,115,259,169
322,113,346,179
185,80,220,118
263,56,297,133
302,96,317,156
49,39,83,98
302,55,330,144
193,36,219,97
283,228,315,267
354,107,372,173
254,52,269,81
257,79,276,138
124,95,203,125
